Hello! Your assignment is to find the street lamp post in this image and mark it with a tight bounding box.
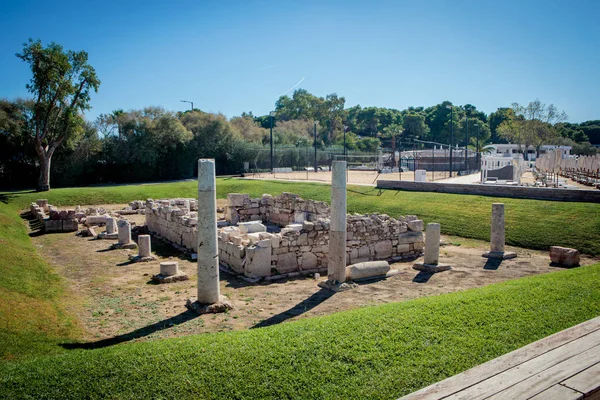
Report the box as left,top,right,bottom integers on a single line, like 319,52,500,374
465,114,469,170
180,100,194,111
446,105,454,177
343,125,348,158
474,123,480,168
269,112,275,173
313,121,318,172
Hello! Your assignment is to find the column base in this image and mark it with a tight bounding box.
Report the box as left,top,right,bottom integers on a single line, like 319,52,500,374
317,280,358,292
110,242,138,250
186,296,233,314
97,232,119,240
482,251,517,260
129,254,157,263
151,273,189,283
413,263,452,273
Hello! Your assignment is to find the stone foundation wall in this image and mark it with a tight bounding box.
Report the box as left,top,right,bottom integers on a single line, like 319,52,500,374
145,198,199,251
145,193,424,279
226,192,330,225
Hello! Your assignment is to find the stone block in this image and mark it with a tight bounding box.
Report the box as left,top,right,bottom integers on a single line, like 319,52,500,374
398,231,423,244
549,246,580,267
407,219,424,232
374,240,393,258
62,219,78,232
238,221,267,234
396,244,410,253
228,193,249,207
276,252,298,273
44,219,62,232
245,246,272,277
301,252,318,270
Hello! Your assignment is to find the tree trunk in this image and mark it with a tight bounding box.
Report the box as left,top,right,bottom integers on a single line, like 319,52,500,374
35,145,52,192
37,154,51,192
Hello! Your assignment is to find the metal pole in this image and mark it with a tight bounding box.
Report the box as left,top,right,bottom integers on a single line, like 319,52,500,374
465,115,469,171
449,107,454,177
432,145,435,181
270,115,274,173
314,121,318,173
476,124,480,169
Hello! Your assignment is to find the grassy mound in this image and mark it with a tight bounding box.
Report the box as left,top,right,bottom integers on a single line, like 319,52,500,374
1,263,599,399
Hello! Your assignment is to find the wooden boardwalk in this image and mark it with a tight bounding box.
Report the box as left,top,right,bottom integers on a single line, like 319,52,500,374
401,317,600,399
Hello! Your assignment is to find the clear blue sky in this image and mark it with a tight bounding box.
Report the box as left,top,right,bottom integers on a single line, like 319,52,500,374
1,0,599,122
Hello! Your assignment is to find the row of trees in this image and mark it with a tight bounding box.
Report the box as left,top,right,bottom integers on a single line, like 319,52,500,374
1,39,598,190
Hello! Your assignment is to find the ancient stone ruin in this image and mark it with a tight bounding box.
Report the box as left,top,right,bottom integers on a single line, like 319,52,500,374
30,199,78,233
145,192,425,281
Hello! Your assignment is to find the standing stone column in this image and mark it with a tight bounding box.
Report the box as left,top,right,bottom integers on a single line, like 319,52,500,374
138,235,151,257
319,161,356,291
187,159,232,313
483,203,516,260
105,217,117,234
329,160,347,283
113,219,136,249
117,219,131,245
413,223,451,273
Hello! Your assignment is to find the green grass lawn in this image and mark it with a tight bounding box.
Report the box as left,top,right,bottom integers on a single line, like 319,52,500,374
1,264,599,399
1,179,599,398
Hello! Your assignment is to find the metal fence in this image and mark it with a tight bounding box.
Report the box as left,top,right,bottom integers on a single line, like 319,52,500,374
240,144,480,184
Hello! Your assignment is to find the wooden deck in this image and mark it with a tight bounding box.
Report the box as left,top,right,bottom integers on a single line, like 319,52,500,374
401,316,600,399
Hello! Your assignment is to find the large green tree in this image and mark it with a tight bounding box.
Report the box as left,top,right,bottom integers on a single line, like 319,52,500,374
16,39,100,191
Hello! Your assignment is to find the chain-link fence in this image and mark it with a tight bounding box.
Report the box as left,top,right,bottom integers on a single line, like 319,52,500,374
240,144,481,185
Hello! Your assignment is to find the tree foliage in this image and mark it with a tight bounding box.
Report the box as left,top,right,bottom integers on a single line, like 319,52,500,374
16,39,100,190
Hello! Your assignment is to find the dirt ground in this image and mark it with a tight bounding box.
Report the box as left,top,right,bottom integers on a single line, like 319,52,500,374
245,169,594,190
29,204,598,347
244,169,450,185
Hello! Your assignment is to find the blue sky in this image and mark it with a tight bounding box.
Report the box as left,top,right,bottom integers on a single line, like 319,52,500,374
1,0,599,122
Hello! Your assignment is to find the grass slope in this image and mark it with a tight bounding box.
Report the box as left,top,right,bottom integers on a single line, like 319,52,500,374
0,201,80,361
1,264,599,399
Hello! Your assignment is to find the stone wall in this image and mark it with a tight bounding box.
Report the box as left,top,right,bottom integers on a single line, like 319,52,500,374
226,192,330,225
145,193,424,280
145,198,199,251
377,180,600,203
30,200,79,232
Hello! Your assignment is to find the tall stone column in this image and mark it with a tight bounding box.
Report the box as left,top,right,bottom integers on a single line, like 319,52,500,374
187,159,232,313
483,203,516,260
413,222,450,273
319,161,356,291
329,160,347,283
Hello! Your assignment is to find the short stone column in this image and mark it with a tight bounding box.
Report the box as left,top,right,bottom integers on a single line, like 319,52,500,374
483,203,516,260
152,260,188,283
112,219,136,249
319,161,356,291
138,235,151,257
413,223,451,273
106,217,117,234
186,159,232,314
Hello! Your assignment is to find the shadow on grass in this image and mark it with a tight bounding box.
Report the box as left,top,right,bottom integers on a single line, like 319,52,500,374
483,258,503,270
60,309,200,350
20,211,45,236
251,288,334,329
0,189,36,204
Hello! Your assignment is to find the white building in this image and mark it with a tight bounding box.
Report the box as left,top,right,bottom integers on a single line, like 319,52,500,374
485,144,571,161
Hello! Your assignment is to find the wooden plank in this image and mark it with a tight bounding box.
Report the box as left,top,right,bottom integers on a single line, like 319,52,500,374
528,384,583,400
561,362,600,396
486,347,600,399
443,330,600,400
400,317,600,400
